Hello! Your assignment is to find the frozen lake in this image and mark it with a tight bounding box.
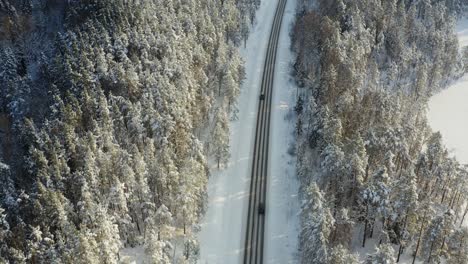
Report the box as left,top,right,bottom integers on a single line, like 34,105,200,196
427,18,468,164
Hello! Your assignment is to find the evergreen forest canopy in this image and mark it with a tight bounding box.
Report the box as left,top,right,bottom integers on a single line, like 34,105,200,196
293,0,468,263
0,0,259,262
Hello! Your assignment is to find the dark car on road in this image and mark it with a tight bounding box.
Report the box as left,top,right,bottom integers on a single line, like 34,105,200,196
258,203,265,214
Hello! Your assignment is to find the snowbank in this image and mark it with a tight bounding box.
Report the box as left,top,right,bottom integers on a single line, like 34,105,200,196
263,0,300,263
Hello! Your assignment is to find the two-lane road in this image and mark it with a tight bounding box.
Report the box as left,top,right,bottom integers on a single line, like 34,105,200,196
243,0,287,263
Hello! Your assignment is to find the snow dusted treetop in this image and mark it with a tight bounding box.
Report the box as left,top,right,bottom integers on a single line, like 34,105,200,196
300,183,334,264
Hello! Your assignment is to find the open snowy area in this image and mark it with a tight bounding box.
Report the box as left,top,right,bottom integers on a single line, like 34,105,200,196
428,17,468,164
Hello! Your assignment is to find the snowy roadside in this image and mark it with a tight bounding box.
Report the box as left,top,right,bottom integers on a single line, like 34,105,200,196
197,0,284,263
263,0,300,263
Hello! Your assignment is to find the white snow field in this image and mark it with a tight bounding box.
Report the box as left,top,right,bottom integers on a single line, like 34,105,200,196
198,0,299,263
263,0,300,262
428,18,468,164
456,18,468,48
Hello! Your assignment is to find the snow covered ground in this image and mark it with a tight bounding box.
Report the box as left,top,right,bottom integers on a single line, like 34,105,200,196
428,17,468,164
197,0,299,263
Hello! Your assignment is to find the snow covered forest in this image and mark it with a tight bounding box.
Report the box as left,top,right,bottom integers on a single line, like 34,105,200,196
293,0,468,263
3,0,468,263
0,0,260,262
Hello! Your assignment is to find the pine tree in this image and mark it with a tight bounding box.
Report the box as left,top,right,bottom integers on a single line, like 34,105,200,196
292,0,468,263
366,243,396,264
300,183,334,264
211,105,230,169
361,168,392,247
75,230,100,264
154,204,174,242
330,208,354,247
392,167,419,261
145,232,171,264
183,235,199,262
0,207,10,262
446,228,468,264
423,210,455,263
329,245,360,264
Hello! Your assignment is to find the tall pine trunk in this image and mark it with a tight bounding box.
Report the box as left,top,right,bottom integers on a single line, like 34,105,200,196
412,212,427,264
427,241,435,263
370,216,376,238
397,212,409,262
461,203,468,227
362,204,369,247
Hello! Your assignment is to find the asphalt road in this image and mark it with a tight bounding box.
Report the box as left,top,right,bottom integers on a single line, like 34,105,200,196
243,0,287,263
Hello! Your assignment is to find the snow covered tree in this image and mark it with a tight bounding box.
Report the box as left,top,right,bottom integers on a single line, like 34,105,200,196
300,183,334,264
446,227,468,264
366,243,396,264
330,208,354,247
0,0,253,261
391,167,419,261
211,105,230,169
74,230,100,264
361,168,392,247
293,0,467,263
183,235,200,262
329,245,360,264
422,210,456,263
0,207,10,262
145,232,171,264
151,204,173,242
